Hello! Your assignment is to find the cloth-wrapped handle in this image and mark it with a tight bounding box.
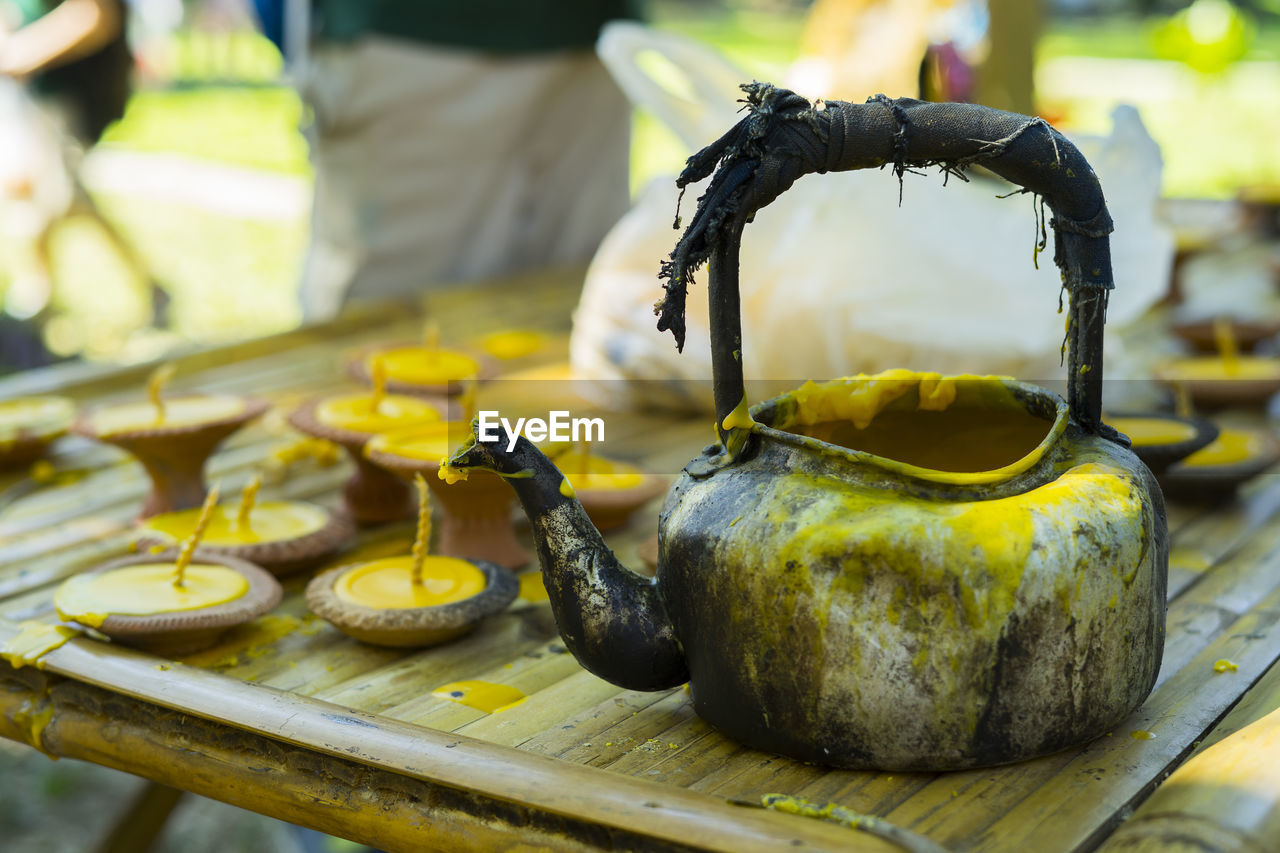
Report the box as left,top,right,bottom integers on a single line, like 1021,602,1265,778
658,84,1115,447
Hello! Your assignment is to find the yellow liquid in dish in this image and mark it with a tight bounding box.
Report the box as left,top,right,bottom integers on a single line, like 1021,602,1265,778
373,347,479,386
90,396,247,436
314,393,440,434
140,502,328,546
480,330,546,360
366,422,468,463
1107,417,1199,447
554,451,646,491
1181,430,1265,468
333,556,486,609
1165,357,1280,380
55,564,249,627
432,680,527,713
0,396,74,440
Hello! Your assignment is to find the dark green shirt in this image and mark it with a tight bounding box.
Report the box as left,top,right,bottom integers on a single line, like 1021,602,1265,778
314,0,644,53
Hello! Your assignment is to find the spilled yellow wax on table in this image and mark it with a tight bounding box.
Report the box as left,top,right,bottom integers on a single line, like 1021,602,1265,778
0,622,79,669
432,680,527,713
140,502,328,546
1213,659,1238,673
1107,417,1199,447
333,557,486,609
54,563,249,628
1181,429,1266,468
371,346,479,386
89,396,247,436
314,392,440,434
554,450,646,491
0,396,74,440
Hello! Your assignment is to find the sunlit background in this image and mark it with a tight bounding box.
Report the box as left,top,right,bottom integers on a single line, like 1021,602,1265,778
0,0,1276,372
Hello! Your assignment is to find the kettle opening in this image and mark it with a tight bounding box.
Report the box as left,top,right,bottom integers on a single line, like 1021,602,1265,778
752,371,1067,484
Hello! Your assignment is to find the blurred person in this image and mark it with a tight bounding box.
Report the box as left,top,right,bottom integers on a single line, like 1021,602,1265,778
289,0,643,320
0,0,150,369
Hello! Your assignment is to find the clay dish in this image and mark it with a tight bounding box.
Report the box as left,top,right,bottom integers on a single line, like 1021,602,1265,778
570,473,669,532
0,396,75,469
75,395,268,518
1170,318,1280,353
306,558,517,647
365,426,531,569
346,342,496,403
1160,428,1280,503
288,397,441,526
57,551,282,657
1105,412,1219,476
135,503,355,577
1153,359,1280,409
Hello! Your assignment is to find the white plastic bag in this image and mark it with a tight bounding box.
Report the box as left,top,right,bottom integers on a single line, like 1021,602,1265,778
572,22,1174,410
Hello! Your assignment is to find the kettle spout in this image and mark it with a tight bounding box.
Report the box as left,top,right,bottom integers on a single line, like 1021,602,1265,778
445,425,689,691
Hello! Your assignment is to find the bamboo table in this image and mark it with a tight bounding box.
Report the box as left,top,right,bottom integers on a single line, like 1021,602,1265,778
2,267,1279,852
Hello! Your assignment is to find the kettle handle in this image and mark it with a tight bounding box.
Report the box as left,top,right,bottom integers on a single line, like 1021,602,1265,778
658,85,1116,452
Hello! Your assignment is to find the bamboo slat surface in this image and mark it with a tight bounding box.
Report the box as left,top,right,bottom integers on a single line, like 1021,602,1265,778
3,266,1280,852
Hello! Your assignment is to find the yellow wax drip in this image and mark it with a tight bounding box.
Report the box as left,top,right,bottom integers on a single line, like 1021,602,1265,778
333,556,486,609
721,394,756,432
432,680,527,713
411,474,431,586
1213,659,1239,673
174,485,219,587
236,475,261,529
1107,417,1199,447
1,622,78,669
147,363,176,424
1213,316,1240,375
1181,429,1265,468
140,502,328,546
55,563,249,628
1131,730,1156,740
313,392,440,434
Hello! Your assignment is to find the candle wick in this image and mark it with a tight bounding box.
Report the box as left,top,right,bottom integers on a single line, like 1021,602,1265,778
236,475,260,529
370,355,388,414
579,440,590,478
1213,316,1239,376
411,473,431,586
148,363,175,425
174,483,219,587
424,320,441,355
1173,380,1194,419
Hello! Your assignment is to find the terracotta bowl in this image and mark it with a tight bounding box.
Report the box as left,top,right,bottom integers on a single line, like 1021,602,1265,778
365,432,530,570
134,504,355,577
75,395,268,519
0,396,75,470
57,551,282,657
288,398,439,526
567,474,669,532
1160,428,1280,503
1170,318,1280,354
306,558,518,647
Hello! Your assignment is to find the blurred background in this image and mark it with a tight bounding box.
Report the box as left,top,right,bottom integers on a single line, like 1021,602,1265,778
0,0,1276,376
1,0,1279,850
